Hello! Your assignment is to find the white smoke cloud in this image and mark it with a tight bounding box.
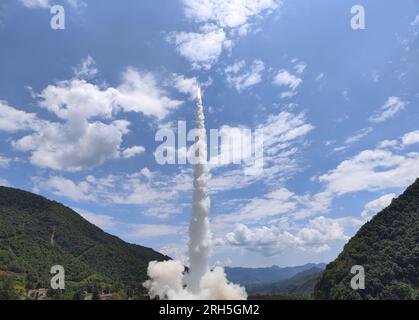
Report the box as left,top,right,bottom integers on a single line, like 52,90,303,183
144,86,247,300
144,260,247,300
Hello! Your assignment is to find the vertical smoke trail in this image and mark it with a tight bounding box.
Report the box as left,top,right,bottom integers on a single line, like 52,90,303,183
185,85,212,293
143,85,247,300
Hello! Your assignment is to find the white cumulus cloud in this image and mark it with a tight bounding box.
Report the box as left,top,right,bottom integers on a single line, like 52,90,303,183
402,130,419,146
225,216,361,256
168,26,230,69
1,58,183,172
0,100,38,132
318,149,419,195
14,118,130,171
169,0,281,69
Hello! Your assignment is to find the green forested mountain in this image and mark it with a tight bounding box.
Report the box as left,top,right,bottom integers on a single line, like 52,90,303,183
314,179,419,300
0,186,169,299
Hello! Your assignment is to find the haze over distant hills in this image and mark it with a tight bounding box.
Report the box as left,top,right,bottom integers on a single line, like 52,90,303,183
225,263,326,286
246,267,324,297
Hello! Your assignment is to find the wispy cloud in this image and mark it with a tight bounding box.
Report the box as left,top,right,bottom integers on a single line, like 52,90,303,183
182,0,280,29
369,96,408,123
76,207,184,239
361,193,395,220
411,14,419,26
19,0,50,9
344,127,373,145
34,168,193,219
273,69,302,98
0,155,11,168
225,59,265,92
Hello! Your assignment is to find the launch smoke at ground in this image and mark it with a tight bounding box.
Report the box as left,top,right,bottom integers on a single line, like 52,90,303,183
143,86,247,300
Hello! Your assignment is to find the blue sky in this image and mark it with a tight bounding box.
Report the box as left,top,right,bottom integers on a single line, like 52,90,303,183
0,0,418,268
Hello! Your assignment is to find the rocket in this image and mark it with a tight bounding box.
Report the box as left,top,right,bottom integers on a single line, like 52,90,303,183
196,83,202,105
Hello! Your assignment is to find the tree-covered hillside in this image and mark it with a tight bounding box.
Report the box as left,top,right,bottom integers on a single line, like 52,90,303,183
314,179,419,300
0,186,169,299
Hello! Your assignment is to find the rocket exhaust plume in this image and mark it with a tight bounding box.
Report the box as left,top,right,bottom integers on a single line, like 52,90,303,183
185,84,211,293
143,85,247,300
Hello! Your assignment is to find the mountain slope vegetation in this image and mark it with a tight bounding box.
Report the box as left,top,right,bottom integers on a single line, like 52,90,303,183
0,186,169,299
314,179,419,300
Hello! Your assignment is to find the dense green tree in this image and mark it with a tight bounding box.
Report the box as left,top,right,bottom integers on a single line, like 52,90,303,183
72,290,85,300
92,288,100,300
0,276,19,300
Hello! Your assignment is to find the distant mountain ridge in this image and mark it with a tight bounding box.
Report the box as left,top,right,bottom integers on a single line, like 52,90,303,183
225,263,326,286
315,178,419,300
0,186,169,299
247,267,324,297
